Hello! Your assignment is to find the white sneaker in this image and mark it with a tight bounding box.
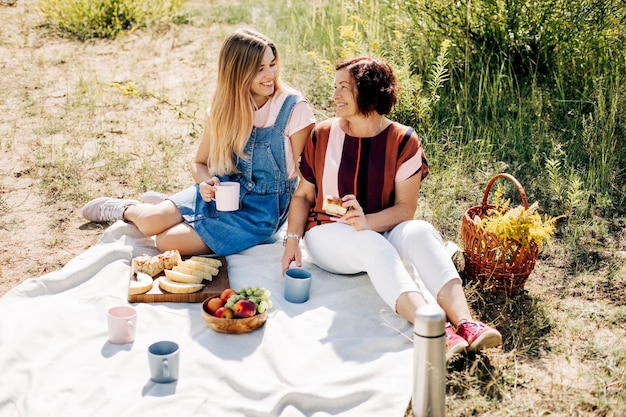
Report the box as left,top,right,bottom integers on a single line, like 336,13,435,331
141,191,169,204
81,197,140,222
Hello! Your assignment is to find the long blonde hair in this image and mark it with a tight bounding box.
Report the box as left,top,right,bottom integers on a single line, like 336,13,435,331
208,28,285,175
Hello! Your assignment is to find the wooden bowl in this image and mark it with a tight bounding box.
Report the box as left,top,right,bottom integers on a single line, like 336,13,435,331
201,297,267,334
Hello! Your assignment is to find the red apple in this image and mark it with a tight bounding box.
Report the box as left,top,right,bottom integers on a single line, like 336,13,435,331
214,306,234,319
206,297,224,315
233,299,257,318
220,288,237,304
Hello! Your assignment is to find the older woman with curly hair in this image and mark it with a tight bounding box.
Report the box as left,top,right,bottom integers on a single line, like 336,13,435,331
281,56,502,358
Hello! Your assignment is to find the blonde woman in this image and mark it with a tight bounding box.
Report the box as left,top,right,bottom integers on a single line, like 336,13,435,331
82,28,316,256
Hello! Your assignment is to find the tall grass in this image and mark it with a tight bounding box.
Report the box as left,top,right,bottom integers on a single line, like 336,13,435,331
251,0,625,236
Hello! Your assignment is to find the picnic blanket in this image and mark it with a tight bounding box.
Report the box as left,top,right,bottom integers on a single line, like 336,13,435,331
0,221,418,417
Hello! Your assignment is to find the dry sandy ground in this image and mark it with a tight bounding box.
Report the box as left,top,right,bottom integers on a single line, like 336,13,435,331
0,0,227,297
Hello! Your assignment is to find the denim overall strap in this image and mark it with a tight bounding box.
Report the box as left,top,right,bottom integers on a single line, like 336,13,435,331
236,94,300,194
272,94,299,141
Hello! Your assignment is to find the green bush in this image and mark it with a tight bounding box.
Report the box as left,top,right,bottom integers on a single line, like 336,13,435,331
39,0,185,40
404,0,626,218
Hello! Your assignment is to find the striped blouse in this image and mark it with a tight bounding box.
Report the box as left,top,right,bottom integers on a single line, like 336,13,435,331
300,117,429,231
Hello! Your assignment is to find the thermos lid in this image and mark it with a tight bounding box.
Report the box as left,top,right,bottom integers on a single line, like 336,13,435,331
413,304,445,337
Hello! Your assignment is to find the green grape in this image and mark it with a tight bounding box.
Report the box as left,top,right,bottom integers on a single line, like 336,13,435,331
231,286,272,312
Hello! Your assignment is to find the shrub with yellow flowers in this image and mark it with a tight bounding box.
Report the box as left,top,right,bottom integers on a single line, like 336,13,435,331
477,185,562,252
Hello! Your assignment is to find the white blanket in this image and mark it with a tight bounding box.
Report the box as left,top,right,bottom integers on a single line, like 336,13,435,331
0,221,415,417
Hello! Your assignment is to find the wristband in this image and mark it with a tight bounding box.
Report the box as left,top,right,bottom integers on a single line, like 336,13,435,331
283,233,302,246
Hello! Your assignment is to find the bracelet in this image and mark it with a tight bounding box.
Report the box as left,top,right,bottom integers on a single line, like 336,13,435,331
283,233,302,246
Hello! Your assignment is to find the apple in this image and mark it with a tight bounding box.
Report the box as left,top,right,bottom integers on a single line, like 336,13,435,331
220,288,237,304
214,306,234,319
233,299,257,318
206,297,224,315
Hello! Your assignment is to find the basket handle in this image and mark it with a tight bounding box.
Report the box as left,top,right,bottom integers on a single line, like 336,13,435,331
481,173,528,209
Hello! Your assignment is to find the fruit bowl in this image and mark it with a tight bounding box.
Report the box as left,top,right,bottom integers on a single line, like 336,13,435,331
201,296,267,334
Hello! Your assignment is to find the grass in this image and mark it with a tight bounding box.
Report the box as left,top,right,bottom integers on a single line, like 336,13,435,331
2,0,626,415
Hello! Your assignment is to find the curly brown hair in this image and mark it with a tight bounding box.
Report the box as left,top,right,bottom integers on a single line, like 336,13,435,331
335,56,399,116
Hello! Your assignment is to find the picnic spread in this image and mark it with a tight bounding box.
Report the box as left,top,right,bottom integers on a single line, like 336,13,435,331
0,220,418,417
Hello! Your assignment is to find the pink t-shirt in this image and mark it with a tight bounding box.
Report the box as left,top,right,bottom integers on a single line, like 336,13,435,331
253,90,316,178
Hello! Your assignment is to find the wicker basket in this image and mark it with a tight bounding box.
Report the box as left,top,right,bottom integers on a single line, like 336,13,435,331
461,173,539,294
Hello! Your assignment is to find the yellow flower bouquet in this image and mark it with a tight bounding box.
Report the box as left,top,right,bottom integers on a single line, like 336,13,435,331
479,188,560,253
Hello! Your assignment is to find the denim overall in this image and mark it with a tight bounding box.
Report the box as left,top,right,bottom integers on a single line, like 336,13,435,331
172,94,301,256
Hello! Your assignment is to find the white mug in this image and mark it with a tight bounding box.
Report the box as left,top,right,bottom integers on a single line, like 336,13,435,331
107,306,137,344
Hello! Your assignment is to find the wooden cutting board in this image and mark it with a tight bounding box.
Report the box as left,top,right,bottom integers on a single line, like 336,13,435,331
127,256,230,303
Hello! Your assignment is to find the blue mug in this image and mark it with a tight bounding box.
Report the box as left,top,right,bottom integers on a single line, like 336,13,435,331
284,268,312,303
148,340,180,383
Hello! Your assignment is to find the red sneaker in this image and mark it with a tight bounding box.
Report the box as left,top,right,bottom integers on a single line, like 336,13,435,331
456,320,502,351
445,322,468,359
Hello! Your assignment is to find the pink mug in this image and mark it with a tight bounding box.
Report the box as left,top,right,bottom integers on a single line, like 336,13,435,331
214,181,240,211
107,306,137,344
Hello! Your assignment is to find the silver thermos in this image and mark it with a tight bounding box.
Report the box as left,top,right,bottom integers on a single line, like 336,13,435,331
412,304,446,417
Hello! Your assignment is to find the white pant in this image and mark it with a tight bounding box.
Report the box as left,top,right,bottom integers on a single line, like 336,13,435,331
303,220,460,311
